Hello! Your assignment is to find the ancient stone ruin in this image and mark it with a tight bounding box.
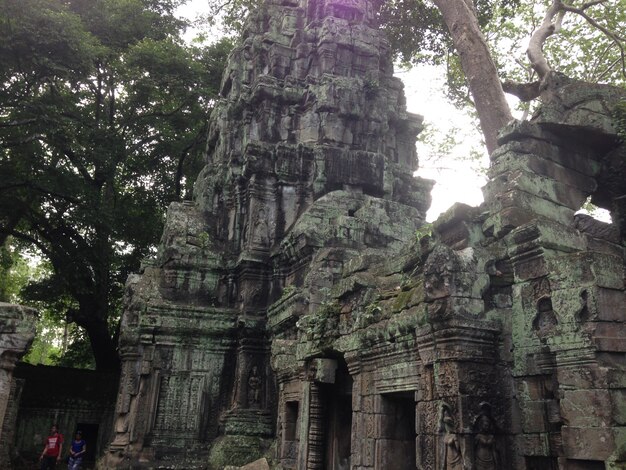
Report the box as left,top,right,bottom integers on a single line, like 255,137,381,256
102,0,626,468
0,303,36,468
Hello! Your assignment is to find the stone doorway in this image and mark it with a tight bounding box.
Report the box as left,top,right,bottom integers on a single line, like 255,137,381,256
281,400,299,466
75,422,99,463
378,392,416,470
322,362,353,470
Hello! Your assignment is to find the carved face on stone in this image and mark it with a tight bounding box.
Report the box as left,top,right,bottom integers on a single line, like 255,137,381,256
477,415,493,434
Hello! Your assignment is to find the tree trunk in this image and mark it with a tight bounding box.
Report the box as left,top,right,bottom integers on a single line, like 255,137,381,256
78,304,120,371
431,0,513,154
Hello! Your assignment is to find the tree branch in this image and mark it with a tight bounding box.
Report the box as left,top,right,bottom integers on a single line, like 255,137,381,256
560,1,626,79
0,118,37,128
55,146,94,184
0,228,53,260
527,0,564,79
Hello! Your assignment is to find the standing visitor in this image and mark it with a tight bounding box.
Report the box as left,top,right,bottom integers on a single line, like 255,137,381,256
39,424,64,470
67,430,86,470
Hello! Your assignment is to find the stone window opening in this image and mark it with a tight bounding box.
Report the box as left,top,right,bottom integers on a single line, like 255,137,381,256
574,196,612,224
525,456,558,469
281,400,300,465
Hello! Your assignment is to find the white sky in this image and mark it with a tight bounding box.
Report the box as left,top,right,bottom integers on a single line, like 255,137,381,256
399,65,488,221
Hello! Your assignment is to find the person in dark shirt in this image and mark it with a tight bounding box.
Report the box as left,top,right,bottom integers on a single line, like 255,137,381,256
67,430,87,470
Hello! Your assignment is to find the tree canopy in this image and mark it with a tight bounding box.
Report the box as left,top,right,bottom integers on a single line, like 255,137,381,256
0,0,232,370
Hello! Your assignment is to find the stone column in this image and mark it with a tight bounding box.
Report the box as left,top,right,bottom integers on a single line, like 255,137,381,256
306,382,325,470
0,303,37,467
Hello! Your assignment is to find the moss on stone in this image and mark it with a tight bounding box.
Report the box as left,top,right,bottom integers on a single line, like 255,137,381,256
207,436,272,470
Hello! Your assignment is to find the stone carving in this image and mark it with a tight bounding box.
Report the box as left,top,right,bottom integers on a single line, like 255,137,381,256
439,403,464,470
248,366,262,407
473,403,498,470
101,0,626,468
0,303,36,468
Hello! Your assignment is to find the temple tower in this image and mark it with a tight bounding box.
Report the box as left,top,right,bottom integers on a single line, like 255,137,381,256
103,0,431,467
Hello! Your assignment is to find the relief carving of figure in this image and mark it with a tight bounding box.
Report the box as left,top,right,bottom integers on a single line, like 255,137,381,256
474,403,498,470
440,403,464,470
251,208,270,248
247,365,262,408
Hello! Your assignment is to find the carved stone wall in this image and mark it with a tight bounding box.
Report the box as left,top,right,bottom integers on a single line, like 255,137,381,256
268,75,625,470
102,0,626,468
11,364,117,466
102,0,431,467
0,303,36,469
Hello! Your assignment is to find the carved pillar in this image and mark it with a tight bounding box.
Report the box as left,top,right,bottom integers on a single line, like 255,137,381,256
306,382,325,470
109,347,141,450
0,303,36,468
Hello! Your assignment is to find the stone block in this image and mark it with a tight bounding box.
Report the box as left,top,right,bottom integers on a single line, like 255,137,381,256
560,390,612,427
520,401,548,433
610,390,626,425
362,438,375,466
518,432,551,456
594,338,626,353
591,288,624,322
489,150,597,193
612,427,626,462
561,426,614,460
546,252,623,290
240,458,270,470
483,168,587,211
557,364,610,390
310,358,338,383
490,188,575,227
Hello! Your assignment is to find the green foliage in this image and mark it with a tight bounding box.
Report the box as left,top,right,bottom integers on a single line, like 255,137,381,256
0,242,31,303
51,327,96,369
378,0,625,113
375,0,449,66
278,284,297,302
204,0,255,35
488,1,626,95
375,0,521,66
0,0,232,369
415,223,434,243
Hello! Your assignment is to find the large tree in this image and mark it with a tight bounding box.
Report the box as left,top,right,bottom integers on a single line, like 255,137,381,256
0,0,231,370
378,0,625,153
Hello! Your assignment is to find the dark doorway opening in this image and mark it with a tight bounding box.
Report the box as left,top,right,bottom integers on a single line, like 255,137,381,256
322,360,353,470
525,456,558,470
379,392,416,470
74,423,99,462
281,400,300,464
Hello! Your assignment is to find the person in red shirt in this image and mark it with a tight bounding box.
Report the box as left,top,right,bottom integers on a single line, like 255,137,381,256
39,424,64,470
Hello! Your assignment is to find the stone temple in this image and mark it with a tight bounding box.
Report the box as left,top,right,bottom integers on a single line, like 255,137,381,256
95,0,626,468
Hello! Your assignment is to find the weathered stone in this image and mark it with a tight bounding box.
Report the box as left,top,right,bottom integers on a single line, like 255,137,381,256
0,303,36,468
98,1,626,469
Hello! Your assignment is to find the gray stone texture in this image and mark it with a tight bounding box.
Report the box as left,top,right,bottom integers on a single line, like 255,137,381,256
0,303,36,468
101,1,626,469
